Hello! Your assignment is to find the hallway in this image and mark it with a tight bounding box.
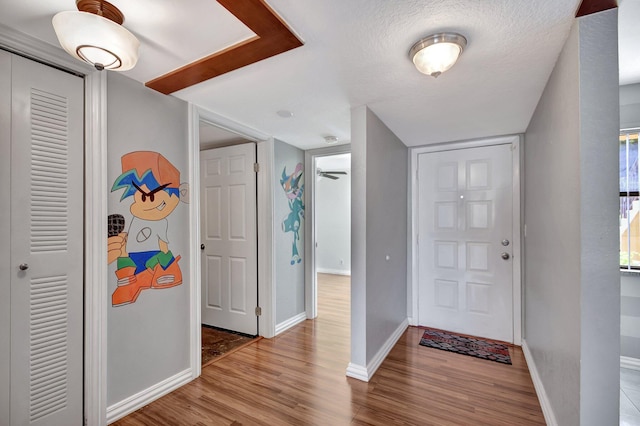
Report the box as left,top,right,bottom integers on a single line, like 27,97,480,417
115,273,544,425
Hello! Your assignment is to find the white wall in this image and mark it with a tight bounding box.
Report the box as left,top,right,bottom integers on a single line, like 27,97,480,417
524,9,619,426
107,73,191,406
619,82,640,360
622,274,640,358
351,106,408,369
274,139,306,325
621,83,640,129
315,157,351,275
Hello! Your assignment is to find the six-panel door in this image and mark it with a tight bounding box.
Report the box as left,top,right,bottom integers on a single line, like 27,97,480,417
417,143,514,343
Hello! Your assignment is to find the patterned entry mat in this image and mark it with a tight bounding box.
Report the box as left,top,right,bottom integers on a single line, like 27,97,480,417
419,327,512,365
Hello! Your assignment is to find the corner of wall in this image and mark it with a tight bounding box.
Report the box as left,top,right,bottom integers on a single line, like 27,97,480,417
522,340,559,426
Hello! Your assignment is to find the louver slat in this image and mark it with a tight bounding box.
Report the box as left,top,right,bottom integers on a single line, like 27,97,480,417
29,275,69,422
30,88,68,253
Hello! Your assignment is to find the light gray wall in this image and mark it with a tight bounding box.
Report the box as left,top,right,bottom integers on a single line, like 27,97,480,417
622,274,640,358
524,9,619,426
577,10,620,423
107,73,190,406
274,139,306,324
620,83,640,129
619,67,640,360
316,169,351,275
351,107,368,367
351,106,408,367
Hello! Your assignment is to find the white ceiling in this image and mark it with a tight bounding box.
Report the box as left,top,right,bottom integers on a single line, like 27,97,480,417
0,0,632,150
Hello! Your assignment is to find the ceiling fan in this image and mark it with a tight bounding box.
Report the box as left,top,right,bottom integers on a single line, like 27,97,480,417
317,168,348,180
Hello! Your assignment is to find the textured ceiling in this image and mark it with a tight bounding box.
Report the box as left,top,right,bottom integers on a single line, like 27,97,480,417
174,0,582,148
0,0,624,150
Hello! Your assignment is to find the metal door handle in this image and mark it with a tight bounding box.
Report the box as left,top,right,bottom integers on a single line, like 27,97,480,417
501,253,510,260
201,244,205,250
19,263,29,271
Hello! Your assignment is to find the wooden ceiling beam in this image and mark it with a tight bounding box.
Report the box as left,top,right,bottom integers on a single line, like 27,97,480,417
146,0,303,95
576,0,617,17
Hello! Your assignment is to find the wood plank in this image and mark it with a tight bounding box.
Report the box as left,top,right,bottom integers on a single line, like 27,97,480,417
145,0,303,94
114,273,545,425
576,0,617,17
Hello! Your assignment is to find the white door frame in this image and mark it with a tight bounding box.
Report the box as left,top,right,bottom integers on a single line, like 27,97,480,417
409,135,522,345
303,144,351,319
188,105,275,379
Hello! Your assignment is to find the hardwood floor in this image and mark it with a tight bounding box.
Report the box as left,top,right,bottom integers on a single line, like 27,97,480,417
114,273,544,425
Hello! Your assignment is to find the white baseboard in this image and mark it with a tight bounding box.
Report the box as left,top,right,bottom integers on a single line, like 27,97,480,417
522,340,558,426
316,268,351,276
346,318,409,382
346,363,369,381
621,356,640,371
275,312,307,336
106,368,193,424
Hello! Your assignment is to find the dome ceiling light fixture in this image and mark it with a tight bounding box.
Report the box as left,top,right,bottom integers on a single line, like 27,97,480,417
409,32,467,78
324,136,339,145
52,0,140,71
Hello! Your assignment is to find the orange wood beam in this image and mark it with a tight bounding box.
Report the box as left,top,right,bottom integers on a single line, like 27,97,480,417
145,0,303,95
576,0,617,17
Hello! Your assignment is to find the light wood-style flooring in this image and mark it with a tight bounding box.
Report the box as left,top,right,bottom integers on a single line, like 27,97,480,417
114,273,544,425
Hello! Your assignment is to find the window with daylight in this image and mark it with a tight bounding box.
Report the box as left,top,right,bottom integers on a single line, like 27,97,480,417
620,129,640,269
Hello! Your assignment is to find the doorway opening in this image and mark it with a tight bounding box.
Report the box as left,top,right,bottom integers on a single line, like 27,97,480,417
198,120,260,366
304,147,351,341
314,153,352,324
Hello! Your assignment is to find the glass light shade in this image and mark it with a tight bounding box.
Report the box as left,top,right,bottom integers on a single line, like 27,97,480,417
52,11,140,71
410,33,467,78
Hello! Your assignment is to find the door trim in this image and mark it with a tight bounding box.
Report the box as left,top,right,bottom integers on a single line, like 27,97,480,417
409,135,522,345
188,105,275,381
84,71,108,426
303,144,351,320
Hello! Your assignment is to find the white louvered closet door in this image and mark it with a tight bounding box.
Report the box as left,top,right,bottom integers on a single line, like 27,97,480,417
8,54,84,425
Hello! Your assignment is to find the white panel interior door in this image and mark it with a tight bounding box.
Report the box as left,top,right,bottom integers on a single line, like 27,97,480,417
417,143,513,342
9,55,84,425
200,143,258,335
0,49,11,426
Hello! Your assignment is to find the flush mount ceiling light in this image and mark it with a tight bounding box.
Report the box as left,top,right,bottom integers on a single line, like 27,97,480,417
324,136,339,145
277,110,294,118
52,0,140,71
409,33,467,78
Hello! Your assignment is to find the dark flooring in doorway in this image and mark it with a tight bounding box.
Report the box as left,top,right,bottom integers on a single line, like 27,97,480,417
201,325,259,368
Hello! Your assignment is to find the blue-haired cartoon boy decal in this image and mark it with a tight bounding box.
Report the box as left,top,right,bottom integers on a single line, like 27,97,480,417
280,163,305,265
108,151,183,306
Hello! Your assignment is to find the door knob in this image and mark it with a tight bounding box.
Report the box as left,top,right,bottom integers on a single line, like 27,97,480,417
501,252,510,260
201,244,205,250
19,263,29,271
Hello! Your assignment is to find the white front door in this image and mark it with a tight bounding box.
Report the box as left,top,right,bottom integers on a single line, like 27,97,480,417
417,143,514,342
2,53,84,425
200,143,258,335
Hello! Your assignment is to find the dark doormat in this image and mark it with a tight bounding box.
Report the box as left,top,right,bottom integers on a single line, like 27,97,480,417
419,327,512,365
202,325,259,368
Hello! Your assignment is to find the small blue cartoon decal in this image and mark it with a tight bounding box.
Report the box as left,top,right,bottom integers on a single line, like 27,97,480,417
280,163,304,265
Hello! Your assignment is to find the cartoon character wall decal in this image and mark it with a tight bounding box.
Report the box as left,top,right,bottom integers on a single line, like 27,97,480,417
107,151,185,306
280,163,305,265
